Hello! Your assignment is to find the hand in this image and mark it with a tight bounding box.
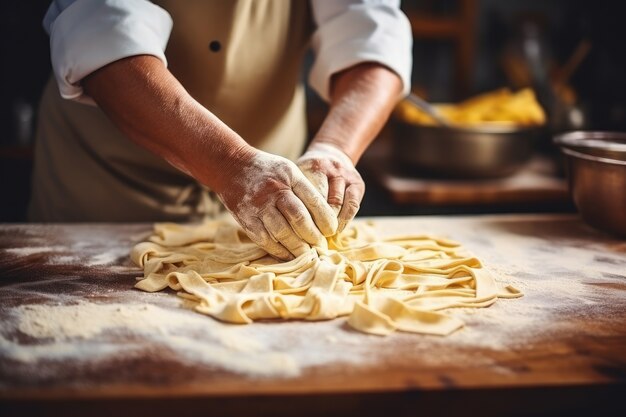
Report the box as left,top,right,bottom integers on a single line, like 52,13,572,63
297,143,365,233
215,148,338,260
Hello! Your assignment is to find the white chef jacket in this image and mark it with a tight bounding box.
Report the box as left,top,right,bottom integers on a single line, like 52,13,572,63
43,0,412,104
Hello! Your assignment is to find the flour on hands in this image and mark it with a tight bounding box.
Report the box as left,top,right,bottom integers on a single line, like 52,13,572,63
297,143,365,233
216,150,337,260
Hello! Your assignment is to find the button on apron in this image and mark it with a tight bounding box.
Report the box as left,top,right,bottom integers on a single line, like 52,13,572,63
209,40,221,52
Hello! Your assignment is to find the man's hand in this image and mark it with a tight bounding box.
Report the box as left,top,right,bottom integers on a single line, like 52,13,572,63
216,148,337,260
83,56,336,259
82,57,401,256
297,143,364,234
301,63,403,232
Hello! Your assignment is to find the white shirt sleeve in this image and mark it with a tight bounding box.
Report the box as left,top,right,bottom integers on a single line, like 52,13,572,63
309,0,413,102
44,0,173,104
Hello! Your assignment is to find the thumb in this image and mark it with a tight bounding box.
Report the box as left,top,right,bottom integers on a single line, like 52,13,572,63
300,167,329,201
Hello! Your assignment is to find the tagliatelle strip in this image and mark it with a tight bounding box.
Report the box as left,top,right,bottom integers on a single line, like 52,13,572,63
132,218,522,336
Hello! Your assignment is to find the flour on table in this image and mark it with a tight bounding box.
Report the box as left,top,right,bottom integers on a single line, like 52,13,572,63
5,246,67,256
1,301,300,377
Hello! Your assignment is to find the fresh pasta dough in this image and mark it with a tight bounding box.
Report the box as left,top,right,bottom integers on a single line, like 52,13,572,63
132,218,521,336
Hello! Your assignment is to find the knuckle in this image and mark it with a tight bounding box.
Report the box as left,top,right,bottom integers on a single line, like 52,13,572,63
289,210,308,226
273,227,294,242
344,199,360,213
265,177,287,192
327,195,344,207
277,200,309,225
274,190,296,206
255,233,272,247
346,183,365,198
331,159,343,170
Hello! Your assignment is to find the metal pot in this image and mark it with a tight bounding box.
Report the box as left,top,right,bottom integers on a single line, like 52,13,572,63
553,131,626,160
554,131,626,237
393,121,542,178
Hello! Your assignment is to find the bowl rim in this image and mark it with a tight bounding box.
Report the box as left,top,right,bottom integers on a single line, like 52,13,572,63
562,147,626,166
395,118,543,134
554,131,626,152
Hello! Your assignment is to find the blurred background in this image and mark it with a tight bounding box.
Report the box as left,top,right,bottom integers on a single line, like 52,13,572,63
1,0,624,222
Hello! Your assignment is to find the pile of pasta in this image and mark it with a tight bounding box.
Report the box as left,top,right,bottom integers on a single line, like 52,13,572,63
396,88,546,127
132,218,521,336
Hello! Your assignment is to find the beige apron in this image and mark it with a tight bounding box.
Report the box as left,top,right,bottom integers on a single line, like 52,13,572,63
29,0,312,222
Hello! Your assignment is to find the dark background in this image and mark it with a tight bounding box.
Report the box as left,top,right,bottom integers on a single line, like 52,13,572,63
1,0,624,221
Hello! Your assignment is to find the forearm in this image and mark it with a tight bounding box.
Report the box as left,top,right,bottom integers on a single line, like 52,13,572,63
83,55,253,192
84,55,336,257
311,63,403,163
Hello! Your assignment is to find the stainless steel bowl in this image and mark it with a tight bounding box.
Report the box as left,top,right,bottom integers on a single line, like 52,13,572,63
554,131,626,237
554,131,626,161
393,122,542,178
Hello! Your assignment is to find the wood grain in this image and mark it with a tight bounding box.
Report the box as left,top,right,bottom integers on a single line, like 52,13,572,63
0,216,624,417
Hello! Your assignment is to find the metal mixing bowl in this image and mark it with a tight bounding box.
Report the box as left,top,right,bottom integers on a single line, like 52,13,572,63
553,131,626,160
393,121,542,178
554,131,626,237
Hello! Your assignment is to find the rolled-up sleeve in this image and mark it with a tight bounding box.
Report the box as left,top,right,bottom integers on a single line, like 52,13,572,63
309,0,412,102
44,0,173,104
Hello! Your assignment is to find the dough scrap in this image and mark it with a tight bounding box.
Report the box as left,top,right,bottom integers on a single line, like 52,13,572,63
132,218,521,336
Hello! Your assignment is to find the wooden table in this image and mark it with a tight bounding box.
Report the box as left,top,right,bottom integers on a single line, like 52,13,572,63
368,156,570,208
1,215,625,417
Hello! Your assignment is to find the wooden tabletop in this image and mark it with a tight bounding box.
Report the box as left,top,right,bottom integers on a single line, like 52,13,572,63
368,156,571,207
1,215,625,417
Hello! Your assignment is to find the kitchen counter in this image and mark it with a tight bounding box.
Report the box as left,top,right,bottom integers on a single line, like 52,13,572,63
1,215,625,416
356,131,574,216
368,155,570,207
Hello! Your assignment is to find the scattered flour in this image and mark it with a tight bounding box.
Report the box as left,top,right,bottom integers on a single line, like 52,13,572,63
0,301,306,377
85,249,128,266
0,226,132,268
5,246,68,256
47,255,80,265
0,300,395,379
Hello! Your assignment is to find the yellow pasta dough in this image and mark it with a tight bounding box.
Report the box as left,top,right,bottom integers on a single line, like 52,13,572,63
132,218,521,336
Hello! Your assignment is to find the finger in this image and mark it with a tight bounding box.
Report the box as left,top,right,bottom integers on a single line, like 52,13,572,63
261,206,310,258
337,182,365,233
292,174,338,236
300,167,329,201
276,194,326,247
326,176,346,215
243,217,293,261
